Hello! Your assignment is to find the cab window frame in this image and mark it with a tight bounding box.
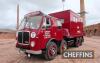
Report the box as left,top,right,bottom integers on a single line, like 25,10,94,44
42,16,51,29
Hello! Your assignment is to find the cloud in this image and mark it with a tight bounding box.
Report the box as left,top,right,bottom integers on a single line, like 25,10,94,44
85,0,100,25
0,0,100,29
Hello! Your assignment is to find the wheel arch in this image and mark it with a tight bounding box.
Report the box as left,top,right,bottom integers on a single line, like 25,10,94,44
46,38,61,48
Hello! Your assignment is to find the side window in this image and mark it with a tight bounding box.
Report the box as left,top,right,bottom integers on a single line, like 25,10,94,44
75,17,78,22
42,17,51,29
73,17,76,22
46,18,51,27
72,16,78,22
56,20,62,29
57,20,62,26
46,18,49,24
59,19,64,24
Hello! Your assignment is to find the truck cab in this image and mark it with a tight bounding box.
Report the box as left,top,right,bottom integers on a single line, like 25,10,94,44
16,11,65,60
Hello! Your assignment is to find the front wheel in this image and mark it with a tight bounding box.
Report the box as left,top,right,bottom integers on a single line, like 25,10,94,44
44,42,57,60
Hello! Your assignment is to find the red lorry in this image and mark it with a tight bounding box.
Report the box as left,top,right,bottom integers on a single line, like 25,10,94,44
16,10,84,60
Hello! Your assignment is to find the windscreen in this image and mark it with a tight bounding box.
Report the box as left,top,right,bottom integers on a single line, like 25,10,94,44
19,16,42,30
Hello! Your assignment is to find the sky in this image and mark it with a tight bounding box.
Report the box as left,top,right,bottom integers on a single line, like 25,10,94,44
0,0,100,29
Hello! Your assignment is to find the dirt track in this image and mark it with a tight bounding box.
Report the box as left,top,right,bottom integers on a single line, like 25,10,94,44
0,37,100,63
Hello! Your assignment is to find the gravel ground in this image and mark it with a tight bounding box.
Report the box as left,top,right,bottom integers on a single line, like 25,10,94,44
0,37,100,63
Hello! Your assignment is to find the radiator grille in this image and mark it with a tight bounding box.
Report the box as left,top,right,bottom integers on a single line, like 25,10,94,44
18,32,29,44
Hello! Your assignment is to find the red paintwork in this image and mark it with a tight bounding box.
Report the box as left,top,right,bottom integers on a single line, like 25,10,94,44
49,10,84,38
16,10,84,51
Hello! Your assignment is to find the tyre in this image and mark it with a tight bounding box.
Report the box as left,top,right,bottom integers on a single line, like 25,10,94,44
44,42,57,60
82,36,84,42
79,37,83,45
75,38,81,47
58,40,67,54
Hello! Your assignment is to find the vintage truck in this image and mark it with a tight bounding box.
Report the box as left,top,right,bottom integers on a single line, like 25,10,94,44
16,10,84,60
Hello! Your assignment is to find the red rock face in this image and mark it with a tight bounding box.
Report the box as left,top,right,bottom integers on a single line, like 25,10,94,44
85,23,100,36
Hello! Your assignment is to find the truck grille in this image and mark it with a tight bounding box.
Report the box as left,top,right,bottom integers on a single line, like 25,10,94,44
18,32,30,44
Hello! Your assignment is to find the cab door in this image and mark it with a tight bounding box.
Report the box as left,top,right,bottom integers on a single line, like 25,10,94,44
42,17,63,41
42,17,52,39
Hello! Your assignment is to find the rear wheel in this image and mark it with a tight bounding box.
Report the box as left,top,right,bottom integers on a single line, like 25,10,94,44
79,37,83,45
58,40,67,54
81,36,84,42
44,42,57,60
75,38,81,47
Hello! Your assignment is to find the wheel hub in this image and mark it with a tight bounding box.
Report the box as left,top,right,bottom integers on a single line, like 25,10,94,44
48,45,56,56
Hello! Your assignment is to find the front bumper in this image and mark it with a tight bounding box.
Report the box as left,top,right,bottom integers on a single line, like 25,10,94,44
26,50,42,54
18,48,42,54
